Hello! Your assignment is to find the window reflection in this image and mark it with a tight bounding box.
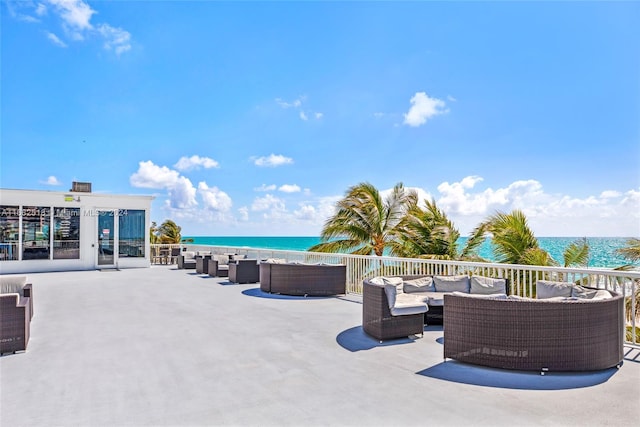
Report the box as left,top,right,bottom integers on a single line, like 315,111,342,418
119,210,145,258
22,206,51,260
0,205,20,261
53,207,80,259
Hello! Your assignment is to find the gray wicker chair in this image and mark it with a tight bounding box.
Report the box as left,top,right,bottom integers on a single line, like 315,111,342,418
362,278,424,342
229,259,260,284
196,255,212,274
443,289,625,372
1,292,31,354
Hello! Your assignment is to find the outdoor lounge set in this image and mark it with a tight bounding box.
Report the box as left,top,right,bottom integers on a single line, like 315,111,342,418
363,275,624,372
1,275,33,355
170,251,627,373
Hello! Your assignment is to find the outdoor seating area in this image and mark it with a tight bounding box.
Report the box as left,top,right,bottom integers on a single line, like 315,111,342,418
1,266,637,427
363,274,625,372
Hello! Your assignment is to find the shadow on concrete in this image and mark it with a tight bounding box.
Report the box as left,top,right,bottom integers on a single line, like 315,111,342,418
242,287,335,300
623,347,640,363
336,325,424,352
416,360,618,390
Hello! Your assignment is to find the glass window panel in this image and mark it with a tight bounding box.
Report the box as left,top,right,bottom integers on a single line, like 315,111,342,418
0,205,20,261
22,206,51,260
119,209,145,258
53,207,80,259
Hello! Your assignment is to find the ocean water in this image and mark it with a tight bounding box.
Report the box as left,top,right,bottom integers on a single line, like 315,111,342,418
184,236,638,268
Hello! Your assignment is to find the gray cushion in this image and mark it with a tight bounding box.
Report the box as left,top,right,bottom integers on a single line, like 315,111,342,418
536,280,573,299
470,276,507,295
381,277,404,309
451,291,508,300
571,285,599,299
433,275,470,293
390,294,429,316
182,251,196,259
403,277,435,293
0,275,27,295
213,254,228,265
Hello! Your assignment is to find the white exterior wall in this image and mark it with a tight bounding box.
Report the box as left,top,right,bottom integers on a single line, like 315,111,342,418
0,188,154,274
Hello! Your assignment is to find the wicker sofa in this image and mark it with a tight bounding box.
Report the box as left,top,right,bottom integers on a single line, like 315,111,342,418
1,275,33,354
362,275,509,341
259,261,346,296
443,281,624,372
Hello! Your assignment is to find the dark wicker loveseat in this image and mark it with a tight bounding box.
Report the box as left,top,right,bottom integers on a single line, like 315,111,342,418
443,288,625,372
259,262,346,296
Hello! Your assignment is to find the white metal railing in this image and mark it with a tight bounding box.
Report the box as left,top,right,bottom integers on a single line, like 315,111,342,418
181,244,640,347
150,243,182,264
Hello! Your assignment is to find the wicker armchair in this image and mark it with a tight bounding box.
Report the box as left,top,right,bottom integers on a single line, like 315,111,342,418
177,252,197,269
0,276,33,319
195,254,212,274
443,289,625,372
229,259,260,284
1,292,31,354
362,278,425,342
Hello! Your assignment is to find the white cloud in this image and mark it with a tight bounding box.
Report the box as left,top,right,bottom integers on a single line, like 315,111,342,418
251,194,285,212
10,0,133,54
600,190,621,199
35,3,48,16
275,97,303,108
48,0,95,31
168,176,198,209
278,184,301,193
254,184,276,192
238,207,249,221
275,96,322,121
254,154,293,167
174,155,220,171
130,161,180,189
403,92,448,127
293,204,316,220
96,23,131,55
447,95,457,102
46,31,67,47
40,175,61,186
198,182,232,212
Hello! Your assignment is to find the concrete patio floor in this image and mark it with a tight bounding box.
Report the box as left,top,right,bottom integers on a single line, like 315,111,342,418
1,265,639,427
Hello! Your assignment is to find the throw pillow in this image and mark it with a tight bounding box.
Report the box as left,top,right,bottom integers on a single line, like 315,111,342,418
571,285,599,299
403,276,435,293
536,280,573,299
470,276,507,295
433,275,470,293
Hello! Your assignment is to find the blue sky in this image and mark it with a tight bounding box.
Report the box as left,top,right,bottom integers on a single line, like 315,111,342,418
2,1,639,237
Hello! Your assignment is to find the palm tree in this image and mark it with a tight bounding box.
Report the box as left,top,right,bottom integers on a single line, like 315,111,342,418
309,182,415,256
395,198,484,261
149,221,160,244
615,238,640,262
158,219,182,244
613,238,640,331
561,238,590,267
470,210,544,265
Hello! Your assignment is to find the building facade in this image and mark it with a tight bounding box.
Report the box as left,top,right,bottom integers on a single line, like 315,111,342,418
0,185,154,274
